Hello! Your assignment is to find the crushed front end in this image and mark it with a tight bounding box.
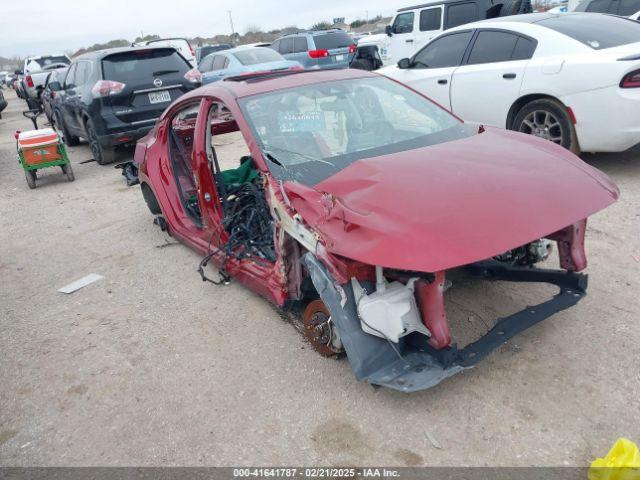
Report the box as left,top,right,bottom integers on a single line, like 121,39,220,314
301,224,591,393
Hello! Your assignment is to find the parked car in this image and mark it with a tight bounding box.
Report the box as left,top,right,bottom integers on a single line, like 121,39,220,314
41,67,68,126
195,44,233,64
138,38,197,66
354,0,533,70
573,0,640,17
199,47,302,84
21,54,71,109
270,29,356,69
55,46,201,164
134,68,618,392
380,12,640,153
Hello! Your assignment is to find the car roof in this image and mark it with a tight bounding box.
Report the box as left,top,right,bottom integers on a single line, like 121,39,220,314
446,11,596,30
279,29,346,37
74,46,179,61
182,68,375,101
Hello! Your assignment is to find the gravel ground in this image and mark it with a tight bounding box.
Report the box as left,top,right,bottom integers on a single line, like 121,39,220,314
0,87,638,467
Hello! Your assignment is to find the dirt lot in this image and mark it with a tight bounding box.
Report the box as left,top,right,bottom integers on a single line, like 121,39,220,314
0,88,638,467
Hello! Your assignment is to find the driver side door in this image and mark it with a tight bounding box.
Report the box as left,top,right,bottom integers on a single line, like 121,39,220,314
388,30,473,111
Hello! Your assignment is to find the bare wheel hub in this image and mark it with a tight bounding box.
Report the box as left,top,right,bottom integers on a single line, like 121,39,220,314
302,300,343,357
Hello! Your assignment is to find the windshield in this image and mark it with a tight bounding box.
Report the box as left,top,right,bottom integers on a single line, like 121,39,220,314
239,76,472,185
538,14,640,49
234,48,284,65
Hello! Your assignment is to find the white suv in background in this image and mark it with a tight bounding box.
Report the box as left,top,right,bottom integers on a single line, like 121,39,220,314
353,0,532,69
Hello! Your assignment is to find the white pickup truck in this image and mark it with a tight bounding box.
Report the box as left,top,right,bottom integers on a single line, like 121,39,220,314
21,54,71,109
352,0,531,70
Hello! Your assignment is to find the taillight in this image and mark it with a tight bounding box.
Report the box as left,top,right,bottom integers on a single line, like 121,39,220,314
184,68,202,83
189,44,195,57
26,75,34,88
308,49,329,59
51,91,56,98
349,44,357,54
91,80,126,98
620,69,640,88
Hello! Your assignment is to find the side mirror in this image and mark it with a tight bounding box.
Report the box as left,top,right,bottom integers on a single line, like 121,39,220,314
385,25,394,37
398,58,411,69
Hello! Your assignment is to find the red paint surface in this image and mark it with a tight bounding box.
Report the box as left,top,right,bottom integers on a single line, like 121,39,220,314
415,273,451,350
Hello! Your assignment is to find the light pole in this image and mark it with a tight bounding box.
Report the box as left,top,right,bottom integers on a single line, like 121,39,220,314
228,10,235,42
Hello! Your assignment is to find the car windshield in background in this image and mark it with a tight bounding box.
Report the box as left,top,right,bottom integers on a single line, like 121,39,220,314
30,56,70,70
233,48,284,65
239,76,472,185
102,49,189,83
200,45,232,58
538,14,640,49
313,32,355,50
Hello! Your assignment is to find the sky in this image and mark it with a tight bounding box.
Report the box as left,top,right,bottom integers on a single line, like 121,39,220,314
0,0,412,58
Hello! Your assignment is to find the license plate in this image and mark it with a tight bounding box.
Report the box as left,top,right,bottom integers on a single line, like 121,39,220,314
148,90,171,104
335,54,345,62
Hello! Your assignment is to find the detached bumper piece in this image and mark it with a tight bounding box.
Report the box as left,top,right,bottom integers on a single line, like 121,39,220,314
304,254,588,393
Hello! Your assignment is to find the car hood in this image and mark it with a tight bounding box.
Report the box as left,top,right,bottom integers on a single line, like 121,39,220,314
284,128,619,272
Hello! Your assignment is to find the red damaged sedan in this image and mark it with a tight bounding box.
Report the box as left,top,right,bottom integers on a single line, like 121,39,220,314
135,68,618,392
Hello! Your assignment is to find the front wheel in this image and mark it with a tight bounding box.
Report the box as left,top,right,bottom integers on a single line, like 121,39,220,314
85,118,115,165
512,99,579,154
61,163,75,182
25,169,37,189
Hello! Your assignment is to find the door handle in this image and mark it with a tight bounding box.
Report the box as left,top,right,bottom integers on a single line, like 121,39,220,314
437,79,448,85
406,39,414,43
503,73,517,79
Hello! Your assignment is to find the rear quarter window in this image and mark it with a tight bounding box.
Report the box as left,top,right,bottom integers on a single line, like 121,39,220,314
102,49,190,82
539,14,640,49
446,2,479,29
312,32,355,50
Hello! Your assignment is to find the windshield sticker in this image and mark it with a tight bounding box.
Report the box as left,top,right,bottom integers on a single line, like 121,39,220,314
278,111,326,133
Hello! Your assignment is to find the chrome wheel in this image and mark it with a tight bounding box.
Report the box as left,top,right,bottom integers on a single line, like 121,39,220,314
519,110,563,145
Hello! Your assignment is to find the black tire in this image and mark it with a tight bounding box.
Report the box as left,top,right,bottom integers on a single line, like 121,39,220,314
61,163,75,182
25,169,36,189
350,58,375,71
85,118,115,165
141,183,162,215
57,111,80,147
512,98,579,154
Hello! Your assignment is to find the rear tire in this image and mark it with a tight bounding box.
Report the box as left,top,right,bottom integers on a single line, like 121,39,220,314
141,183,162,215
85,118,115,165
58,111,80,147
512,99,579,154
25,170,36,189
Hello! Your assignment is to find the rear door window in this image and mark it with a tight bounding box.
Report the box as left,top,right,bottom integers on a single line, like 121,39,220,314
392,12,415,33
212,55,227,70
279,38,295,55
420,8,443,31
511,36,536,60
234,48,284,65
312,32,355,49
293,37,309,53
199,55,214,72
467,30,520,64
413,31,473,68
446,2,478,29
102,49,190,83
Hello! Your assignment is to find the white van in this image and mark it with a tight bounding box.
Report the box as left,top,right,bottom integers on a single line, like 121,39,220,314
352,0,532,69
